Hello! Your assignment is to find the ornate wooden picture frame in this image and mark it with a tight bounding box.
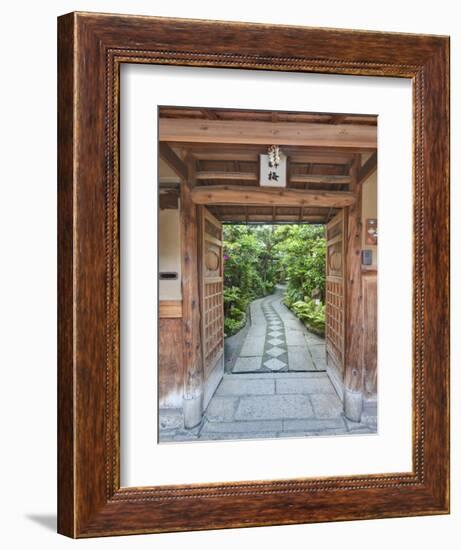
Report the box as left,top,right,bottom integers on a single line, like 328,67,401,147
57,12,450,538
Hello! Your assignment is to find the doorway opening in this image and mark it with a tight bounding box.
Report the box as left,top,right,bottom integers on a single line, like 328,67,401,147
222,223,327,376
157,105,378,443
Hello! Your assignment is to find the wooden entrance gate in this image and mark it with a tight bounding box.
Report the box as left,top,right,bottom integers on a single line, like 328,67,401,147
199,207,225,407
325,210,346,378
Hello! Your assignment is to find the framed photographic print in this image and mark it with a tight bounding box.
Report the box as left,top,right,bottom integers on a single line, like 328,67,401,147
57,12,450,537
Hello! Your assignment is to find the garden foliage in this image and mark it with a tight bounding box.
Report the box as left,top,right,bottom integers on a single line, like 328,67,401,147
223,224,326,336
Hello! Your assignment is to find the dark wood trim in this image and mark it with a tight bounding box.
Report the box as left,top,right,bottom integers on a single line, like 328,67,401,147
57,12,76,538
58,11,450,538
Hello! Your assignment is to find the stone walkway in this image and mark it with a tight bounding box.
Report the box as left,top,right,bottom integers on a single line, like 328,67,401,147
233,288,326,373
160,371,376,442
159,289,377,443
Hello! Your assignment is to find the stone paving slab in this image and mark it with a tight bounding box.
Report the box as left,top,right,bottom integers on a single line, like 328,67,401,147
263,357,286,371
215,377,275,396
171,430,200,442
287,346,316,371
205,396,238,422
282,417,346,432
278,429,347,438
235,394,315,420
346,426,376,435
310,393,343,418
159,408,183,431
283,320,306,331
247,326,267,337
240,336,266,357
309,344,327,369
285,331,308,346
233,357,263,373
200,431,279,441
304,333,325,345
201,419,282,434
276,376,337,395
227,372,326,380
266,345,285,358
345,417,377,432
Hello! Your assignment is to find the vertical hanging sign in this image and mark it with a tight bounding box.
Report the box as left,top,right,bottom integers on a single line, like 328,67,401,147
260,145,287,187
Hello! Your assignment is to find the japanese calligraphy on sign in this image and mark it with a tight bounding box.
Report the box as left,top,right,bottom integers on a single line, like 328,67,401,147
259,151,287,187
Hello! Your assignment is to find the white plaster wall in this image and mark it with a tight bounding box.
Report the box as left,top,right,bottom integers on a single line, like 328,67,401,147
159,208,182,300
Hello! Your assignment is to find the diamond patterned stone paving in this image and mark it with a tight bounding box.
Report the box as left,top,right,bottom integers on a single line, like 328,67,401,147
263,358,287,371
266,346,285,358
231,291,327,375
268,337,284,346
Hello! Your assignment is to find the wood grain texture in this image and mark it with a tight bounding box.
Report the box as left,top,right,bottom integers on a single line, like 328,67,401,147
362,272,377,397
57,12,75,538
158,318,184,408
344,156,363,392
180,172,203,402
159,117,377,149
191,185,355,207
57,11,450,538
358,152,378,185
159,300,182,318
159,143,188,180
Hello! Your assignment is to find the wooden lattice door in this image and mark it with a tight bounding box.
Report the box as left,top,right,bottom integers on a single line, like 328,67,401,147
199,207,224,387
325,210,346,376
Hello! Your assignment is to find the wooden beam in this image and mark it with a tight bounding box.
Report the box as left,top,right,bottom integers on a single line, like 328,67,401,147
290,174,352,185
196,171,257,181
191,150,353,165
289,153,353,165
159,143,188,181
358,152,377,184
217,214,328,223
159,190,179,209
343,155,364,421
192,151,259,162
180,170,203,428
173,143,369,158
159,300,183,319
191,185,355,208
159,119,377,149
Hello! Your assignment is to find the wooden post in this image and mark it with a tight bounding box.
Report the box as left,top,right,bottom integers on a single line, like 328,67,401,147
180,159,204,428
343,156,364,421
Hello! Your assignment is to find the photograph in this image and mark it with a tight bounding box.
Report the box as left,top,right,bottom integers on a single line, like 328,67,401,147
157,106,378,443
0,0,455,545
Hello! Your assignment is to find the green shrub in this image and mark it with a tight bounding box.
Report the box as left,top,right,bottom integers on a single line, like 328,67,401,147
222,224,326,338
224,315,246,337
290,298,326,334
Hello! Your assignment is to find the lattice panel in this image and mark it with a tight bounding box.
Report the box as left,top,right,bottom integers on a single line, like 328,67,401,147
325,210,345,374
325,279,344,372
200,208,224,378
203,280,224,374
